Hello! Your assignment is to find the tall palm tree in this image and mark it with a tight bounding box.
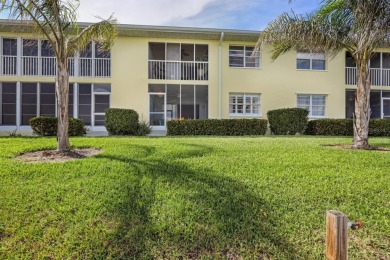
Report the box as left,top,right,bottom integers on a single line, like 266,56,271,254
1,0,117,152
257,0,390,149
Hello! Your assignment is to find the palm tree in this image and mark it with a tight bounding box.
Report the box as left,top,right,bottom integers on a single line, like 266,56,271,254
257,0,390,149
1,0,117,152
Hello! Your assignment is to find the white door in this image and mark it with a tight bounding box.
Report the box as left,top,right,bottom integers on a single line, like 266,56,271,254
383,98,390,119
149,93,166,130
93,93,110,131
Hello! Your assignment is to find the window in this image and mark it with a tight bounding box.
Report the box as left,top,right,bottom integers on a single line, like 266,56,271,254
229,93,260,116
2,38,17,75
1,82,17,125
22,39,39,76
297,95,326,117
297,51,326,70
78,84,92,125
21,83,38,125
229,46,260,68
39,83,56,117
148,43,209,80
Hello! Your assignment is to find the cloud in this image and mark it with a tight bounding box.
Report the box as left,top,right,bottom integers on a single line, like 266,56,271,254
76,0,319,30
77,0,216,25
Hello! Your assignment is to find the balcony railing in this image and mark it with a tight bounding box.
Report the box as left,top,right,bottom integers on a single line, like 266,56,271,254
0,55,110,78
149,60,208,81
2,56,17,75
346,67,390,86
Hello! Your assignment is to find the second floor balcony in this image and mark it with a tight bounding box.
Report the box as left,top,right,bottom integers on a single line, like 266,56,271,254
345,52,390,86
148,42,208,81
1,38,111,78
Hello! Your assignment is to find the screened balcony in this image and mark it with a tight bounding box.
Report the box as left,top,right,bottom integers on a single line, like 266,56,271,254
0,38,111,78
148,43,208,81
346,52,390,86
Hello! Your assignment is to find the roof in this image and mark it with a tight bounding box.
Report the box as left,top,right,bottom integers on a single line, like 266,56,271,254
0,19,261,42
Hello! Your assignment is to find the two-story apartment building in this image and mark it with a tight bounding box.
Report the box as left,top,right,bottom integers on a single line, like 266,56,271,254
0,20,389,133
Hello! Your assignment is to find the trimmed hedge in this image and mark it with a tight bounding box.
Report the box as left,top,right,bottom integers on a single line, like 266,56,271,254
167,119,268,136
267,108,309,135
29,117,86,136
305,118,390,136
105,108,139,135
305,119,353,136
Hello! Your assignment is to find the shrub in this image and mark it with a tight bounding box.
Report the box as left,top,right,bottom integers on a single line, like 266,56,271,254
369,119,390,136
136,121,152,136
29,117,86,136
267,108,309,135
68,118,87,136
167,119,268,136
105,108,139,135
305,118,390,136
305,119,353,136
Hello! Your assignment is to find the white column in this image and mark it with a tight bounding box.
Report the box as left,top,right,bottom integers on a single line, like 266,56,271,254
16,37,21,76
38,39,42,76
16,82,21,129
74,83,78,118
37,82,40,116
92,41,96,78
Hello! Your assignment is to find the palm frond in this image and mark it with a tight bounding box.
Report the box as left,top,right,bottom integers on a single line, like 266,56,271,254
256,12,346,60
68,15,117,56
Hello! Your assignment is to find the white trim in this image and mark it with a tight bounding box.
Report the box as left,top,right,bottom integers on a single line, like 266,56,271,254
16,37,21,76
228,45,260,68
296,51,326,71
229,93,261,116
36,82,40,116
382,97,390,118
16,82,21,128
297,94,327,117
74,83,78,118
149,92,166,131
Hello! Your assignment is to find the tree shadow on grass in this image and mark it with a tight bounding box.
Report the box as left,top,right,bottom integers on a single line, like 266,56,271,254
95,143,300,259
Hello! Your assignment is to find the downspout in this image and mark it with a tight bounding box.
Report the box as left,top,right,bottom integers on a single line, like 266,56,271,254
218,32,224,119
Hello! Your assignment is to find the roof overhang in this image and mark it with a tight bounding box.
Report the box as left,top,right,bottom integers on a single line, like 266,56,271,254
0,19,261,42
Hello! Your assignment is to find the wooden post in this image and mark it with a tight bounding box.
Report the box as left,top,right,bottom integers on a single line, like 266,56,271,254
326,211,348,260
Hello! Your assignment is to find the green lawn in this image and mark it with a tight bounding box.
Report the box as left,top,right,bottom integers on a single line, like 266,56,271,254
0,137,389,259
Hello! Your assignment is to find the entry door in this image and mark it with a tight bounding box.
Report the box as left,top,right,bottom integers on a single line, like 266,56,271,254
93,94,110,129
383,98,390,119
149,93,166,130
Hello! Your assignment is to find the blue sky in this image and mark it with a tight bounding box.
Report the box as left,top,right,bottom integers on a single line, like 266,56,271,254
0,0,320,30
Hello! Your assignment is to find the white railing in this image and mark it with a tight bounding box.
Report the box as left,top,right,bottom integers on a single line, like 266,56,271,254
68,57,75,77
148,60,208,81
95,58,111,78
345,67,390,86
2,55,17,75
0,56,110,78
41,57,56,76
22,56,39,76
79,57,92,77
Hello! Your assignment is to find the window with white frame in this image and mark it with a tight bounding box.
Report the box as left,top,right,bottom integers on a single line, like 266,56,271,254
229,46,260,68
297,51,326,70
229,93,260,116
297,95,326,117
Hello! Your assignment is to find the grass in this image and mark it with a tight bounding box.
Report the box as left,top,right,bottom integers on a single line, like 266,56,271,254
0,136,389,259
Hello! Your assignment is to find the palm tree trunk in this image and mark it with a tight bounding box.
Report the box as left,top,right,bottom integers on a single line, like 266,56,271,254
353,60,371,149
56,59,70,152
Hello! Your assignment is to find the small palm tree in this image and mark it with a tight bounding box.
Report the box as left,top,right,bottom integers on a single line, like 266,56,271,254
257,0,390,149
1,0,117,152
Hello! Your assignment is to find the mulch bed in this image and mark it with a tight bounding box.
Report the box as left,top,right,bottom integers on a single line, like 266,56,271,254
16,148,102,163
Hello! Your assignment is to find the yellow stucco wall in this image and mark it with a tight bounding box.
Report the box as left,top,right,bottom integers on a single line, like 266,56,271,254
1,31,390,130
109,36,348,121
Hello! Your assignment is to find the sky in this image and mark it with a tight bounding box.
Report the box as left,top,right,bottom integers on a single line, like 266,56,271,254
75,0,320,30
